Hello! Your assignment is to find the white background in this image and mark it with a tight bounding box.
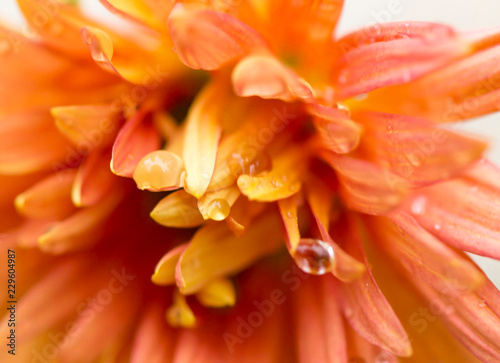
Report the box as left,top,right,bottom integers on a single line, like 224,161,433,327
0,0,499,287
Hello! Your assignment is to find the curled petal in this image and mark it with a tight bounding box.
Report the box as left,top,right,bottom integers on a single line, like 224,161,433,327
111,111,161,177
307,103,362,154
232,54,314,102
152,244,188,286
168,3,267,70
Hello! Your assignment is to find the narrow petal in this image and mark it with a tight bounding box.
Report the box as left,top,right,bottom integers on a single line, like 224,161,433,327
307,103,362,154
15,170,77,220
278,193,301,253
166,290,196,328
339,217,412,357
150,190,204,228
99,0,171,31
182,82,225,198
320,152,409,215
176,213,283,294
232,54,314,102
168,3,267,70
51,104,123,149
111,111,161,177
355,110,486,186
72,149,116,207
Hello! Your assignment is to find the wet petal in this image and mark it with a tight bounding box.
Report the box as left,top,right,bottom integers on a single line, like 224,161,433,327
407,160,500,259
111,111,161,177
332,22,465,99
232,54,314,102
355,110,486,186
176,213,283,294
168,3,267,70
197,185,240,221
278,193,301,253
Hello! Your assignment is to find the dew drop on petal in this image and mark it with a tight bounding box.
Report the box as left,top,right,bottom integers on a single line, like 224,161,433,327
206,198,231,221
434,223,441,231
410,196,427,216
293,238,335,275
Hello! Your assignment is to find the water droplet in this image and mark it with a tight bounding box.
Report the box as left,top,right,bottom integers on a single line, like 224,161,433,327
410,196,427,216
0,39,11,55
247,152,271,176
434,223,441,231
293,238,335,275
206,198,231,221
386,124,393,134
271,177,283,188
478,299,487,308
286,210,294,218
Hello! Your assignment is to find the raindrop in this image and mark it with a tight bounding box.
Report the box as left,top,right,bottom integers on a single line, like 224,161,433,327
286,210,294,219
410,196,427,216
293,238,335,275
434,223,441,231
206,198,231,221
271,177,283,188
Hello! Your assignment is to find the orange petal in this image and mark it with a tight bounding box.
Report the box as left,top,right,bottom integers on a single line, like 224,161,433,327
111,111,161,177
182,82,224,198
15,170,77,220
38,188,123,254
176,213,283,294
130,303,176,363
51,104,123,149
150,190,204,228
99,0,171,31
278,193,301,253
407,160,500,259
0,109,69,175
355,110,486,186
168,3,267,70
292,276,348,363
332,22,465,99
151,244,188,286
378,212,485,292
307,103,362,154
166,290,196,328
133,150,184,191
72,149,116,207
15,219,57,248
224,196,266,237
339,218,412,357
237,147,304,202
195,277,236,308
197,185,240,221
232,54,314,102
320,153,409,215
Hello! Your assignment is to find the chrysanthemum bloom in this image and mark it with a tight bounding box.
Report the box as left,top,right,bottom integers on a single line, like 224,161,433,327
1,0,500,362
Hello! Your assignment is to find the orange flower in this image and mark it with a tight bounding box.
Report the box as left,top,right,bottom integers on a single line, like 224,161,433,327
1,0,500,362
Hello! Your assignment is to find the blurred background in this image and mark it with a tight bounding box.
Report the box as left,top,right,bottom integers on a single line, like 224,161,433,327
0,0,499,286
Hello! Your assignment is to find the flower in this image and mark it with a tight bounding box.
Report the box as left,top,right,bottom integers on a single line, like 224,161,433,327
1,0,500,362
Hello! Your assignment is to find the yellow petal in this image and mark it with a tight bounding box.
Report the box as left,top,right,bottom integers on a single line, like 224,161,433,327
150,190,204,228
197,185,240,221
176,213,283,294
183,82,225,197
151,244,188,286
195,278,236,307
277,193,301,253
166,290,196,328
